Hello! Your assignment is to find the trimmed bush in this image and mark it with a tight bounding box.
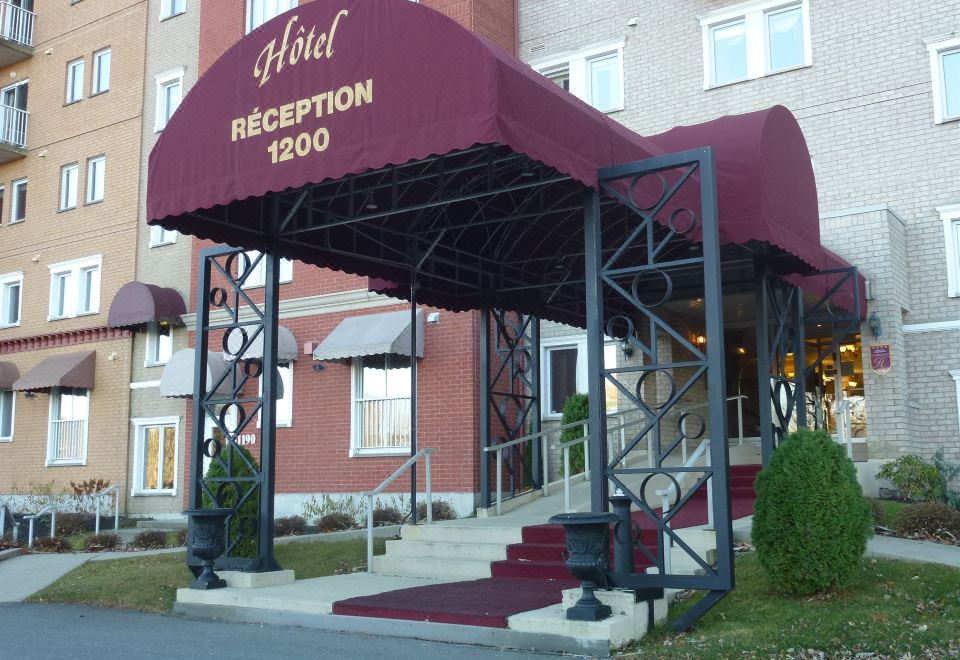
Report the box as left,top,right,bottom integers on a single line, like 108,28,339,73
175,529,188,546
876,455,944,503
131,530,168,550
202,443,260,558
752,428,873,596
892,502,960,540
31,536,69,553
560,393,589,475
372,506,403,526
56,512,95,537
416,499,458,521
274,515,307,537
317,512,356,532
84,534,121,552
866,497,886,527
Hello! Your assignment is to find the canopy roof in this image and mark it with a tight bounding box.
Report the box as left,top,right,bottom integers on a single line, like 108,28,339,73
14,351,96,392
314,310,424,362
0,362,19,389
107,281,187,329
147,0,861,324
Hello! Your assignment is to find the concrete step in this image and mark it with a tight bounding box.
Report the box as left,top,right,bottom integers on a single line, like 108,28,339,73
371,555,492,579
400,523,522,546
384,539,507,562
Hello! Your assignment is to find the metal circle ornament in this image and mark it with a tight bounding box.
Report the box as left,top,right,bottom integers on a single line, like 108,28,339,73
677,411,706,440
635,369,676,410
627,172,667,211
225,251,252,284
219,404,246,435
630,269,673,308
605,315,635,342
203,437,223,459
215,481,243,509
243,357,263,379
668,208,697,235
223,326,249,358
208,287,228,308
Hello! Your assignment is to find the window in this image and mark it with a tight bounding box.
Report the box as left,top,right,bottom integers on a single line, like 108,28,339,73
60,163,78,210
699,0,811,88
154,68,183,131
48,388,89,465
66,58,84,103
146,322,173,366
150,224,177,247
0,388,13,442
11,178,26,223
940,204,960,297
48,255,102,320
259,362,293,427
246,0,298,33
0,272,21,327
352,354,411,454
0,185,4,223
132,418,178,494
928,35,960,124
239,250,293,288
541,336,618,417
91,48,111,94
0,80,28,147
86,156,105,203
532,41,624,113
160,0,186,20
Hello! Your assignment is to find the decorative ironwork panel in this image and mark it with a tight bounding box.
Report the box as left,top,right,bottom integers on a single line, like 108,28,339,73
587,148,733,630
188,246,281,573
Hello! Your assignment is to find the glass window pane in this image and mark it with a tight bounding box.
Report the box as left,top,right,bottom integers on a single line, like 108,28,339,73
589,54,620,112
545,67,570,91
943,50,960,119
712,20,747,84
768,6,804,71
162,426,176,489
385,355,411,397
549,347,578,414
14,180,26,221
143,427,160,490
360,355,387,399
603,344,618,413
0,390,12,438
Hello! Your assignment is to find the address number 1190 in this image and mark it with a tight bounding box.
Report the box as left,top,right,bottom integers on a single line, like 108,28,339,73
267,127,330,164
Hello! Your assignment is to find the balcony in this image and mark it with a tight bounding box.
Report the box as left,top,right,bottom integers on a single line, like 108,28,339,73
0,2,34,67
0,103,27,161
47,418,88,465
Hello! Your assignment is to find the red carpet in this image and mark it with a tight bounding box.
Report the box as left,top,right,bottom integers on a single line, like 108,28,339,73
333,463,761,628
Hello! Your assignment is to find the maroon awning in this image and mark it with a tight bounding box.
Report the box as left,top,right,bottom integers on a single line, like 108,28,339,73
107,281,187,329
13,351,96,392
0,362,19,389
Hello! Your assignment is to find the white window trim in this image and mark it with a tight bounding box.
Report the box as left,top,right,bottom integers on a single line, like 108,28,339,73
130,416,180,496
150,225,178,247
47,254,102,320
91,48,111,95
349,357,411,457
240,250,293,288
154,67,185,132
46,389,89,467
246,0,298,34
0,388,15,442
927,34,960,125
699,0,811,89
257,361,294,428
160,0,186,20
59,163,79,211
530,40,625,114
144,322,174,368
10,178,26,224
940,204,960,297
540,335,588,420
86,155,106,204
66,58,85,104
0,271,23,328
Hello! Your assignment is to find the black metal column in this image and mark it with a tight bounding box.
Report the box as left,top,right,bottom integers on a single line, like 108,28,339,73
530,316,542,488
754,259,774,467
583,188,609,511
410,274,419,523
479,309,491,509
257,249,281,571
792,288,807,428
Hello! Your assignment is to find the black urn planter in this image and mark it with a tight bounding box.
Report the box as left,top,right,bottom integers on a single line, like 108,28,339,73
184,508,232,590
548,512,618,621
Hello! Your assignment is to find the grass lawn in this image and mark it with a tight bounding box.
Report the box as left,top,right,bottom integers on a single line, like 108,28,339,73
623,552,960,658
876,499,907,527
27,537,387,614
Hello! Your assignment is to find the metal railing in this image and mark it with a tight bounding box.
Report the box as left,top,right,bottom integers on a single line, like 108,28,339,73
94,483,123,535
677,395,747,462
47,419,86,463
25,504,57,548
654,437,711,575
835,398,854,459
0,502,16,543
0,1,35,47
363,447,434,573
356,397,410,450
0,103,28,148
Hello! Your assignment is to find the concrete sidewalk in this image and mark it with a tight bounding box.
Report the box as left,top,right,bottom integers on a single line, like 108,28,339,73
0,554,92,602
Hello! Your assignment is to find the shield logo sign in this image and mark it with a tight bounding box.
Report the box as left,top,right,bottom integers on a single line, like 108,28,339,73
870,344,892,376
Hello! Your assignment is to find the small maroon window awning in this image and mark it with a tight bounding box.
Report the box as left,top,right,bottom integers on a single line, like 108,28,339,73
0,361,19,389
13,351,96,393
107,281,187,329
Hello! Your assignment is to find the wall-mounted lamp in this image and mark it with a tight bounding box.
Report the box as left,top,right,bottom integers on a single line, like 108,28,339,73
427,312,440,324
312,362,325,372
23,391,36,399
619,338,633,358
868,311,882,339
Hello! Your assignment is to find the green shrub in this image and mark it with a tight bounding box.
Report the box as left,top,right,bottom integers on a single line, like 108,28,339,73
865,497,885,527
317,512,356,532
132,530,168,550
752,428,873,596
416,499,458,521
274,515,307,537
559,393,589,475
931,450,960,509
84,533,121,552
876,454,944,503
892,502,960,540
31,536,69,553
175,529,187,546
56,512,95,537
372,506,403,526
202,443,260,558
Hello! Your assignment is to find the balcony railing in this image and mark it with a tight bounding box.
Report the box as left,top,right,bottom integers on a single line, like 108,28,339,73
48,419,87,464
357,397,410,450
0,103,28,149
0,2,35,47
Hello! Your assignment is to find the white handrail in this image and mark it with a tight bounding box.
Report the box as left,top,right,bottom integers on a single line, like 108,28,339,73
678,395,748,461
363,447,435,573
93,484,123,535
0,1,35,47
24,504,58,548
0,503,9,541
654,437,711,574
836,399,853,459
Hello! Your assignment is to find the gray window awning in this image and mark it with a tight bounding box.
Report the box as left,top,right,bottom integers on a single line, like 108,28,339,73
0,361,19,389
225,325,298,362
160,348,285,399
13,351,96,392
313,310,424,362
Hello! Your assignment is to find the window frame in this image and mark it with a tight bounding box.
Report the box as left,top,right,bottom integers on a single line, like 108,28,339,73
258,361,293,428
927,35,960,125
131,416,180,496
65,57,85,104
531,40,625,114
699,0,811,89
540,335,619,419
350,354,412,457
47,254,102,320
154,67,184,132
145,321,174,367
46,387,89,466
159,0,186,20
0,271,23,328
940,204,960,297
239,250,293,288
86,155,106,204
246,0,298,34
91,48,111,95
150,224,177,247
10,178,26,223
59,162,79,211
0,387,14,442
